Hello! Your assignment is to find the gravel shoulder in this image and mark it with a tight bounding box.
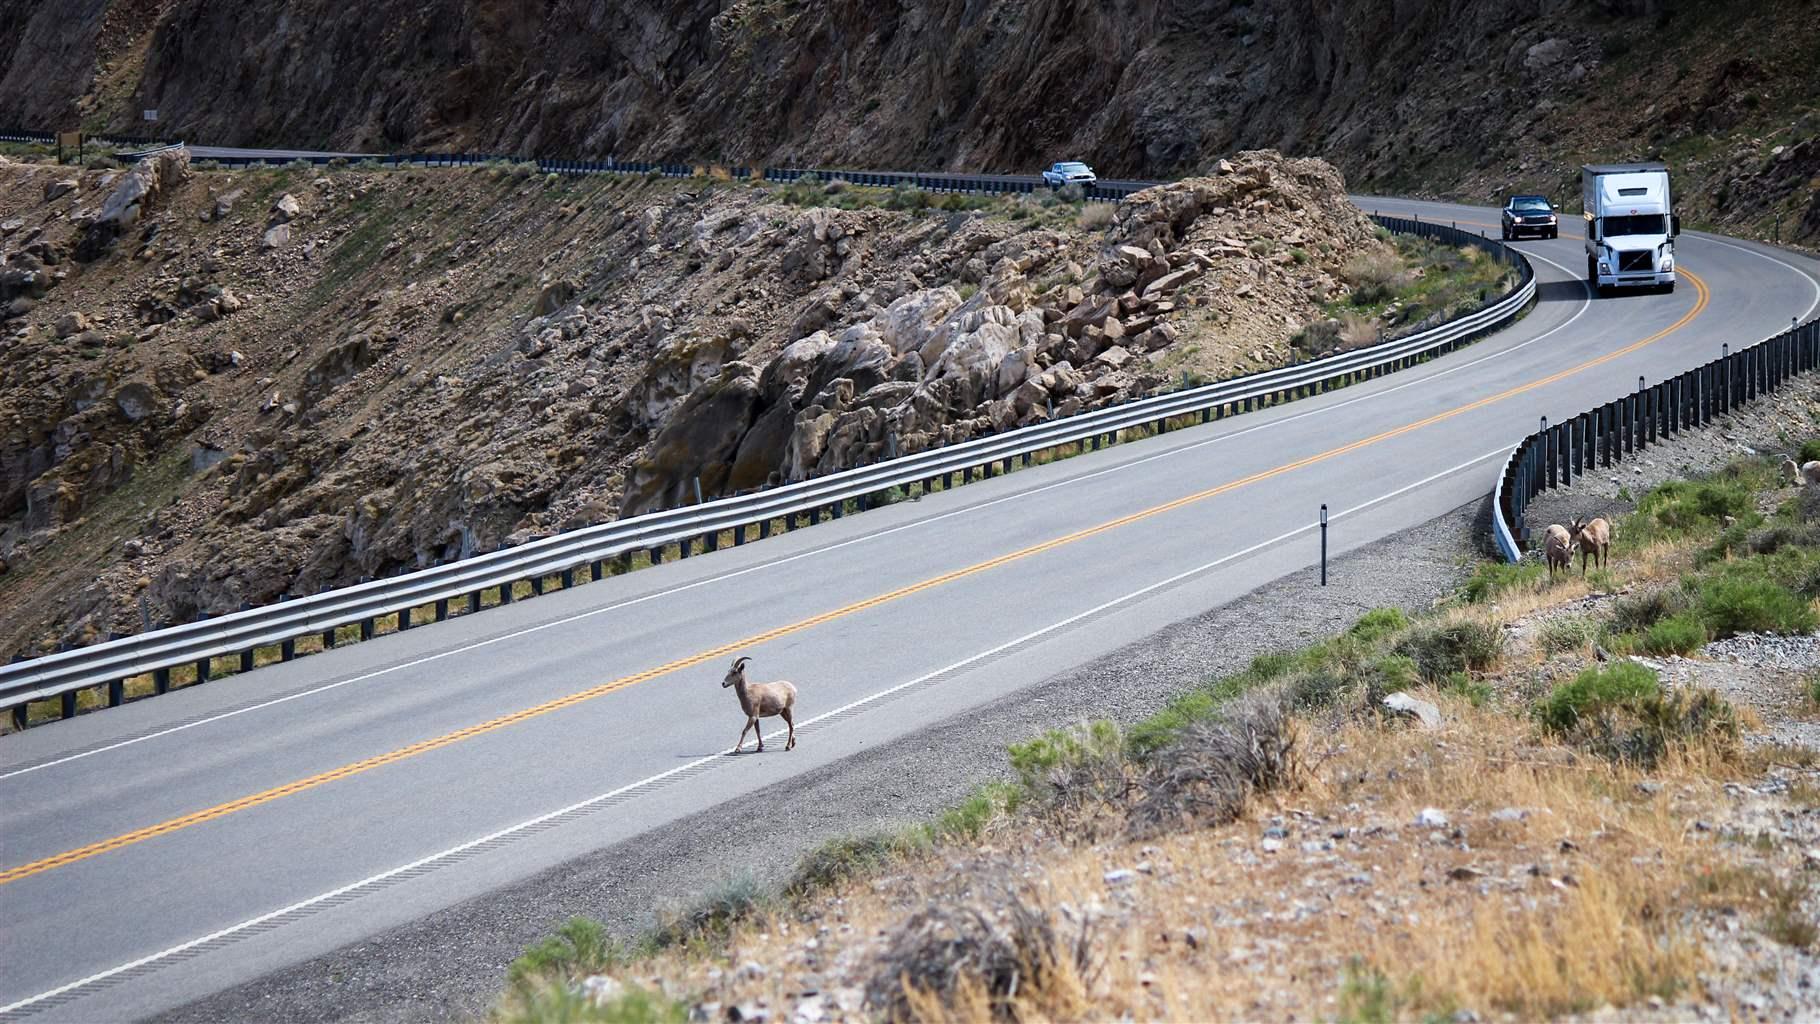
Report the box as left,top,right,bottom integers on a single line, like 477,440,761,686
157,500,1486,1024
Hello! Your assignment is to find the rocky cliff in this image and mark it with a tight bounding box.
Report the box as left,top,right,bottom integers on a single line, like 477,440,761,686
2,1,1815,243
0,149,1391,658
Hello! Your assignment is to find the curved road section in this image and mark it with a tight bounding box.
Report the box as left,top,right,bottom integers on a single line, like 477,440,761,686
2,199,1818,1022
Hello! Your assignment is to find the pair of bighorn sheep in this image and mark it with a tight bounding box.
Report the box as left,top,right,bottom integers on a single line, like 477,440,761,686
1544,516,1611,578
1782,457,1820,487
721,656,797,753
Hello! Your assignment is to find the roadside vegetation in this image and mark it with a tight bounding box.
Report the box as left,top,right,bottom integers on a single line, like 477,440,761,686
495,445,1820,1022
1292,233,1517,356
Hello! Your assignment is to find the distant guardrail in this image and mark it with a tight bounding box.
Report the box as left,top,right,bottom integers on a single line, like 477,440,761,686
1491,317,1820,562
0,168,1531,728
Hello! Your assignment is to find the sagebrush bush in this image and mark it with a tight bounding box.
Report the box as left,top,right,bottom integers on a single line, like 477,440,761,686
1800,439,1820,465
1640,612,1707,656
507,917,624,999
1695,571,1817,637
651,874,768,949
1538,616,1599,654
1537,662,1660,733
1077,203,1115,229
1609,588,1686,634
1342,251,1409,305
1537,663,1737,766
1395,620,1503,681
1351,607,1410,645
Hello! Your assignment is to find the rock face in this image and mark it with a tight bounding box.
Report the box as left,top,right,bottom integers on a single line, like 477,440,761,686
0,147,1379,660
620,149,1382,515
78,146,191,260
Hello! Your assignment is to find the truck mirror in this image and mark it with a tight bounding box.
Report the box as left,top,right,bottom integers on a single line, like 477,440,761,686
1671,214,1682,237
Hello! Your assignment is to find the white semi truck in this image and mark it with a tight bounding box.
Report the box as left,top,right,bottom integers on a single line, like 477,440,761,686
1582,162,1681,295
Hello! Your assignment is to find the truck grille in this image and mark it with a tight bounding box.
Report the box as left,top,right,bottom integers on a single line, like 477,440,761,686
1618,250,1653,273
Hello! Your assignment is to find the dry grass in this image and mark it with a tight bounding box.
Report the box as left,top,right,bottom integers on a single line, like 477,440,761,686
546,690,1794,1022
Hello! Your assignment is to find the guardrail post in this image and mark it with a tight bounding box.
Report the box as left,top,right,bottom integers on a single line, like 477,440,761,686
9,656,28,729
759,517,773,539
1541,417,1554,487
57,643,78,719
193,615,211,683
401,602,414,628
239,601,257,671
107,634,127,706
1721,344,1731,414
436,597,450,622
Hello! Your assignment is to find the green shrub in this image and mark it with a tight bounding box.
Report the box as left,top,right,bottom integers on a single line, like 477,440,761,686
1799,440,1820,465
1539,616,1599,654
508,918,623,998
1394,620,1503,682
1440,670,1493,707
1537,662,1660,734
1633,476,1760,542
1008,720,1123,789
1537,664,1737,766
1609,588,1687,634
1463,560,1546,603
1640,612,1707,656
1350,607,1410,645
1695,572,1817,637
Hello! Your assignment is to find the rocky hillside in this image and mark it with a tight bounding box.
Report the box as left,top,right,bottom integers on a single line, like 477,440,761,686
2,0,1815,243
0,148,1394,658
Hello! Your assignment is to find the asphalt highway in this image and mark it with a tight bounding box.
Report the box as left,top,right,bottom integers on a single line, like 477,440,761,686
2,197,1817,1022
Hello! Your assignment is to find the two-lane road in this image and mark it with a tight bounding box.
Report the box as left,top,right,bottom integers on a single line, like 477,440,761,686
3,199,1817,1022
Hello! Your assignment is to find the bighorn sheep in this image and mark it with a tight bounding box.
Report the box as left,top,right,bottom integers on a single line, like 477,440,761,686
1543,524,1574,578
1806,461,1820,486
1570,516,1611,575
722,656,797,753
1785,458,1803,487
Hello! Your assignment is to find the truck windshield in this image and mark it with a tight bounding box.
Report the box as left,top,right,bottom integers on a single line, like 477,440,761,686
1602,214,1667,237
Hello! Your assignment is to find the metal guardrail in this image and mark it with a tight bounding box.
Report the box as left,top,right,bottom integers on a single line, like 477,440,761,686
1492,317,1820,562
0,194,1531,727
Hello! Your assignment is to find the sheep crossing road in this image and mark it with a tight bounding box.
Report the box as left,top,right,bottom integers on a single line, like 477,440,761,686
3,195,1819,1022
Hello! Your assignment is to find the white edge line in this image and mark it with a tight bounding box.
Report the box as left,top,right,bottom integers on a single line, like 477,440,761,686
0,244,1592,781
0,445,1509,1018
1693,233,1820,322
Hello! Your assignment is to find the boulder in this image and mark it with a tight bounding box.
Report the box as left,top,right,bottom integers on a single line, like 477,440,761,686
0,217,23,236
270,193,301,224
261,223,293,249
1383,692,1443,730
1142,267,1202,298
45,179,79,202
1094,345,1136,371
55,312,93,338
114,381,158,422
80,147,190,259
994,347,1035,395
877,287,963,355
927,320,1022,403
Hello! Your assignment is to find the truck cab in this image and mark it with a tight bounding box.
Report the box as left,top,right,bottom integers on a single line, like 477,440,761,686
1582,162,1680,295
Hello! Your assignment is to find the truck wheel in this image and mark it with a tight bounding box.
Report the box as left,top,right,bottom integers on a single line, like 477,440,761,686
1548,228,1559,240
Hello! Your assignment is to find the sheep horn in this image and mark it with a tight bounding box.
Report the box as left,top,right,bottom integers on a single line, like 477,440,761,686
732,656,750,671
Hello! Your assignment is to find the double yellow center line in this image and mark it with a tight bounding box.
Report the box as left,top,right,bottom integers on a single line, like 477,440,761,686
0,267,1710,887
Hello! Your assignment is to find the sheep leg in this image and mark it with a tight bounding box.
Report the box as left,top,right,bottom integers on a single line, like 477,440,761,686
782,707,796,751
755,716,766,753
734,719,754,753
